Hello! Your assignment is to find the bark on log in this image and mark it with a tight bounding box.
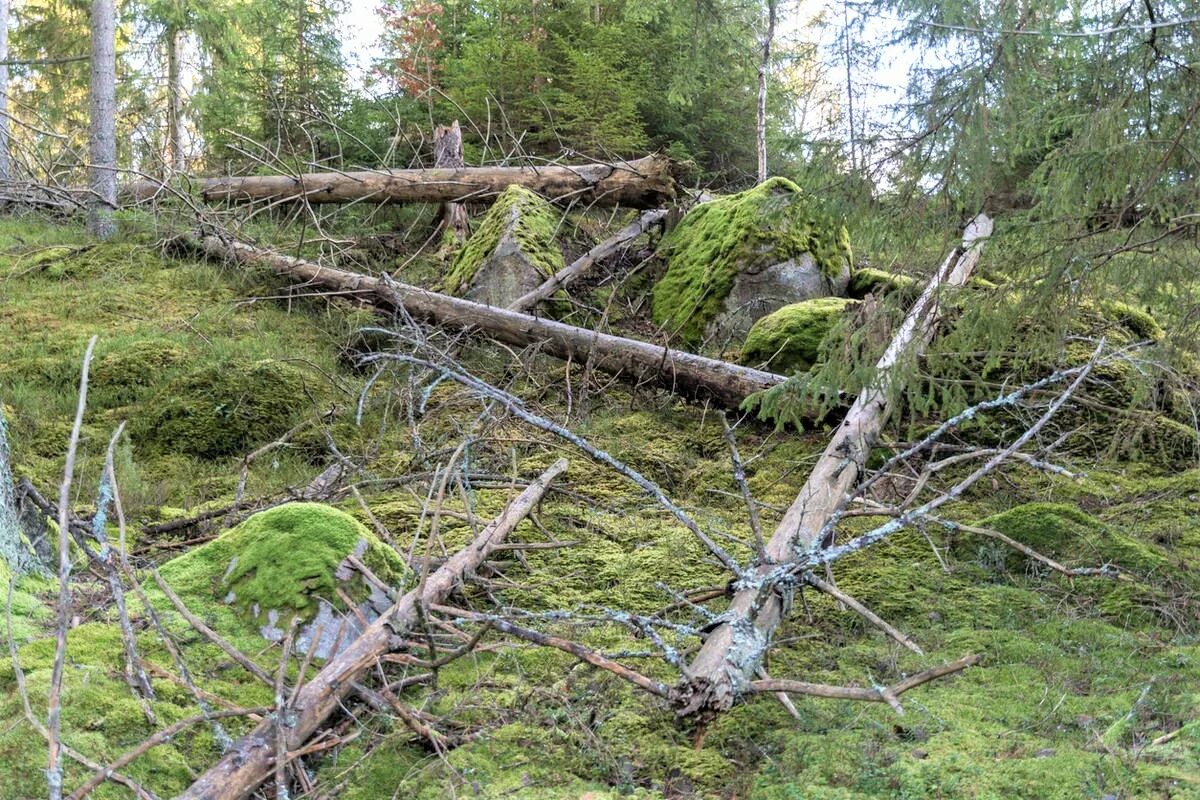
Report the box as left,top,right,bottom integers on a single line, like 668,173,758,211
672,214,993,719
508,207,668,313
433,121,470,244
174,458,568,800
175,233,783,408
128,154,674,208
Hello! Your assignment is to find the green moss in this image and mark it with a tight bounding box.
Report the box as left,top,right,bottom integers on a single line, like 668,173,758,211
91,339,191,407
651,178,852,343
741,298,857,373
131,360,315,459
445,186,564,295
158,502,409,622
1099,300,1164,341
846,267,917,299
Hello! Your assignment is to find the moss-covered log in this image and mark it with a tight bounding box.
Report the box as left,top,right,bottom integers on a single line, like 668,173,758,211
175,233,784,408
126,155,675,208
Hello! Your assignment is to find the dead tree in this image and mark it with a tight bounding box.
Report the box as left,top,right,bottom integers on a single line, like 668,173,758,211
175,232,783,408
173,458,568,800
433,121,470,244
127,154,675,208
673,214,994,717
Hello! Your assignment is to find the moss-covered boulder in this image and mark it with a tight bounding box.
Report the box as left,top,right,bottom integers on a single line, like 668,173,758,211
741,297,858,373
132,360,314,459
159,502,409,653
445,185,564,306
847,267,918,299
651,178,851,345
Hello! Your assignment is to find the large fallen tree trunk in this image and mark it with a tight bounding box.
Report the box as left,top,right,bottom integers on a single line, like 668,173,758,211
672,213,994,718
128,155,674,208
173,458,568,800
175,232,783,408
508,207,668,313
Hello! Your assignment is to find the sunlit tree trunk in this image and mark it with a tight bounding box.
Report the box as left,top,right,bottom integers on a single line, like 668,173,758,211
756,0,777,184
88,0,117,238
166,26,185,173
0,0,10,183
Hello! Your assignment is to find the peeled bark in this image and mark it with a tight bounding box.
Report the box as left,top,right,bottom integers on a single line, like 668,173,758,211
87,0,118,238
175,458,568,800
127,154,674,208
672,214,994,719
176,233,783,408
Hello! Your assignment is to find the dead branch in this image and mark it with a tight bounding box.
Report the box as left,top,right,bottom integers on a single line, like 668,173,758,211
176,458,568,800
748,653,982,713
174,232,783,409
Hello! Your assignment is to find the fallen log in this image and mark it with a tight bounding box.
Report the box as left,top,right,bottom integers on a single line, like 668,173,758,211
175,232,783,408
508,207,668,313
172,458,568,800
672,213,993,718
128,154,674,208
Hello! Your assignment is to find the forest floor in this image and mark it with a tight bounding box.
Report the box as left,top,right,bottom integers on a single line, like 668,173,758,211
0,212,1197,799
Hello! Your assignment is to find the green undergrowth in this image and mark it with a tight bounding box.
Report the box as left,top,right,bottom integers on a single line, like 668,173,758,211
0,215,1197,798
651,178,852,344
445,185,565,295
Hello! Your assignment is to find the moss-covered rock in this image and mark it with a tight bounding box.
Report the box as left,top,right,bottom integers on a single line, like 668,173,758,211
847,267,918,299
445,186,564,305
741,297,858,374
158,502,409,624
132,360,314,459
651,178,852,344
91,339,190,407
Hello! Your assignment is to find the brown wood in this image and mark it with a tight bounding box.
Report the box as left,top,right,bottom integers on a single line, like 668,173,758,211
176,233,784,408
433,121,470,244
672,214,993,719
508,207,667,313
175,458,568,800
127,154,674,208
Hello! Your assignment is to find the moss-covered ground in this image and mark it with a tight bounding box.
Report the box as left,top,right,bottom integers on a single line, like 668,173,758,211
0,214,1196,799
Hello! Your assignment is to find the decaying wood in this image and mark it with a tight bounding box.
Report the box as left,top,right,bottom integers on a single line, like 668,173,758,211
175,458,567,800
433,122,470,244
673,214,994,718
508,207,668,312
128,154,674,208
175,232,784,408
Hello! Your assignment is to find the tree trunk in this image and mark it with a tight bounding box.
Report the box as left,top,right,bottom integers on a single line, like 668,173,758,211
672,214,993,719
165,26,185,174
173,459,568,800
127,154,675,208
508,207,667,313
756,0,777,184
87,0,118,238
0,0,10,184
176,232,783,408
433,121,469,243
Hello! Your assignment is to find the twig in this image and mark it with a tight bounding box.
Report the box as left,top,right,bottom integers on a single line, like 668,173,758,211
49,335,97,800
803,572,923,655
721,412,767,562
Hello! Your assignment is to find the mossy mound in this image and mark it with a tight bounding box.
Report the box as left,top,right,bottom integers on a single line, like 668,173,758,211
158,502,409,622
445,185,564,295
131,360,314,459
847,266,918,299
971,502,1170,574
741,297,857,373
91,339,191,407
651,178,851,343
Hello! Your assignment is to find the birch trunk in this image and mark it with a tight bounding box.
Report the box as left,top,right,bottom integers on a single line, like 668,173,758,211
87,0,118,238
756,0,777,184
673,214,994,718
166,27,185,174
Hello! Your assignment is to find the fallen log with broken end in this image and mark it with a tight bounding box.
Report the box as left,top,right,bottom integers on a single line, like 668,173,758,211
171,458,568,800
673,213,994,719
174,232,784,408
128,154,674,208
